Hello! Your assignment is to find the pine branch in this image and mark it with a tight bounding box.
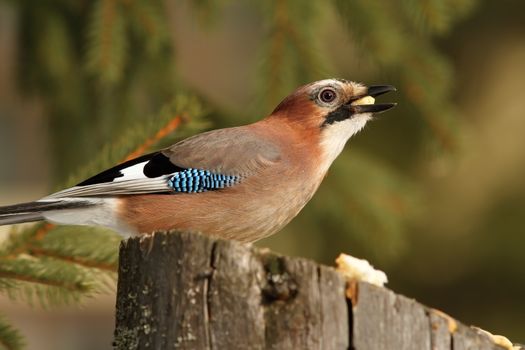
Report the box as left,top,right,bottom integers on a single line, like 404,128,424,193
332,0,470,151
264,0,288,106
333,0,405,65
0,230,115,308
123,116,182,161
27,248,117,273
27,226,121,273
125,0,170,55
0,315,24,350
0,258,97,307
38,12,74,82
401,0,476,35
0,270,87,293
86,0,128,85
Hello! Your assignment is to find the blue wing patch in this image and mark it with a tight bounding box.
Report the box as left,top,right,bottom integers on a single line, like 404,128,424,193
168,169,239,193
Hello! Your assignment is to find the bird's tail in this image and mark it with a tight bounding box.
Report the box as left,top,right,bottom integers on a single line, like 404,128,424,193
0,200,95,226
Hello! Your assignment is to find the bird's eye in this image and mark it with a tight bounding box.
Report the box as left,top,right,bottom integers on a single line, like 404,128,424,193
319,88,337,103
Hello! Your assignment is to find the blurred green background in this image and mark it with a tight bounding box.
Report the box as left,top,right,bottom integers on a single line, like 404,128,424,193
0,0,524,348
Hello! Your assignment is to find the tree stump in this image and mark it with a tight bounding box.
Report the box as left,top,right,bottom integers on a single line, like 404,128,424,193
113,231,520,350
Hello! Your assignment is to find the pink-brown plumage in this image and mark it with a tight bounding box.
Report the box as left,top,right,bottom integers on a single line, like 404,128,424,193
0,79,396,242
119,118,323,242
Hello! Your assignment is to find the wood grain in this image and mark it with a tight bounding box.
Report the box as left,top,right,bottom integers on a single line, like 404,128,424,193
114,231,520,350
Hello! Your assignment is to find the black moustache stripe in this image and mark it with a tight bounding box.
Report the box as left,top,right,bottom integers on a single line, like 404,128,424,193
321,105,352,127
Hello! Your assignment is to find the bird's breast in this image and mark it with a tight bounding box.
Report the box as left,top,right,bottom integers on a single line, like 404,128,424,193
120,159,323,242
120,121,328,242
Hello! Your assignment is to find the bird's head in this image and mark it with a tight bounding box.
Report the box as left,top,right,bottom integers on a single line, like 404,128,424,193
271,78,396,130
269,78,396,166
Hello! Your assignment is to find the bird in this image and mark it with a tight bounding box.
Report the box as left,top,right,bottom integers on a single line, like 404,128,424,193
0,79,395,243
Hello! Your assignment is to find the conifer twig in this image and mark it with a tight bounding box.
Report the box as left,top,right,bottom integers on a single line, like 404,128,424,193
33,222,55,241
2,224,51,258
100,0,118,72
26,248,117,272
122,115,183,161
0,270,89,292
0,315,24,350
266,0,287,105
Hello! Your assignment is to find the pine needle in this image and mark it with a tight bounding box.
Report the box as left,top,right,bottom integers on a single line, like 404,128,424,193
0,314,25,350
86,0,128,85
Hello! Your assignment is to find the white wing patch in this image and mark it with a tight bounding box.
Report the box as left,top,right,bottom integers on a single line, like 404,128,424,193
43,155,185,199
117,161,150,182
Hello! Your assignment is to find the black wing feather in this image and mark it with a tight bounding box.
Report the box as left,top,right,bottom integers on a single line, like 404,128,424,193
0,200,94,214
77,152,184,186
143,152,184,177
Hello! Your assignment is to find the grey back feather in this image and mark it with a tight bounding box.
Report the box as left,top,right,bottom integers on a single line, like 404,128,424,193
164,127,282,177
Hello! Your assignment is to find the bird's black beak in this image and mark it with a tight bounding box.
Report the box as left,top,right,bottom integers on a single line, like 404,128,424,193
348,85,397,114
368,85,397,97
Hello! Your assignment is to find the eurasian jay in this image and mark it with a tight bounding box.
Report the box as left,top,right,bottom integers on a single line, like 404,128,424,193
0,79,395,242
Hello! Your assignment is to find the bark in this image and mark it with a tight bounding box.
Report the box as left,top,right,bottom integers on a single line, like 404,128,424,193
114,231,518,350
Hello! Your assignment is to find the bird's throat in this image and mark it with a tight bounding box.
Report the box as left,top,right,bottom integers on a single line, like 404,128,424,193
318,116,371,173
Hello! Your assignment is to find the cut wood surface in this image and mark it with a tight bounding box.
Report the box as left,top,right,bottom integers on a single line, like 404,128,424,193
114,231,522,350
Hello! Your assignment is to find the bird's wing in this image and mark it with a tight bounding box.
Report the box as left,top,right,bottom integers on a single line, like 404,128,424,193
45,127,281,199
162,127,281,176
